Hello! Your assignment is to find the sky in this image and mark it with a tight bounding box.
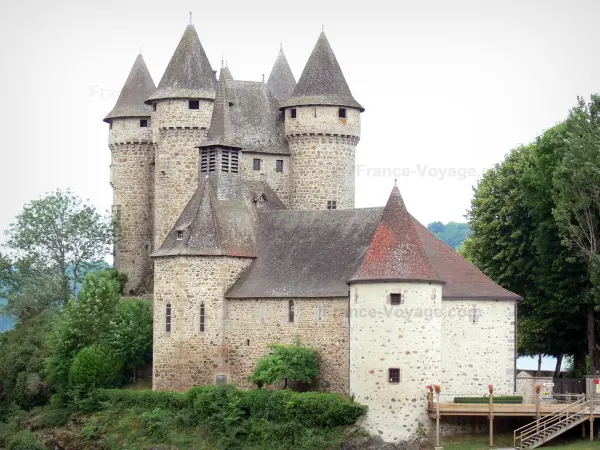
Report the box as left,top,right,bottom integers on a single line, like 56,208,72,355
1,0,599,369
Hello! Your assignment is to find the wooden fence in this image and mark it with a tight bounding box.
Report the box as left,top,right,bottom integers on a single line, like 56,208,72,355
552,378,584,395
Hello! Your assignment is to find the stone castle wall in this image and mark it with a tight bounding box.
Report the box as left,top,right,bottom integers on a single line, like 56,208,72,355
225,297,349,393
349,282,443,443
109,118,154,295
287,135,358,210
440,299,516,400
284,105,361,137
153,99,213,248
241,153,290,206
153,256,252,391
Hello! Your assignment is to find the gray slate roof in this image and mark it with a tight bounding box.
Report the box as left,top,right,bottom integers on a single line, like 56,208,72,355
267,48,296,105
284,32,363,111
104,54,155,122
199,68,241,148
227,80,289,154
152,178,285,258
220,65,233,81
146,25,217,103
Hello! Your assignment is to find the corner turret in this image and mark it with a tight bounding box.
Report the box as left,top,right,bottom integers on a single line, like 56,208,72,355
267,46,296,105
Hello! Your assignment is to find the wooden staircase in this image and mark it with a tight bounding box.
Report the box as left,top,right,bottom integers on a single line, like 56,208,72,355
514,398,590,449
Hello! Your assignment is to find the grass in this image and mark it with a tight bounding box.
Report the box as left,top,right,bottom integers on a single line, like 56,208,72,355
442,432,600,449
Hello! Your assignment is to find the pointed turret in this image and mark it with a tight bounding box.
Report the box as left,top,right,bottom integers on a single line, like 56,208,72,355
104,54,155,122
146,24,217,102
350,185,443,283
285,32,363,111
220,65,233,81
199,68,240,148
267,47,296,104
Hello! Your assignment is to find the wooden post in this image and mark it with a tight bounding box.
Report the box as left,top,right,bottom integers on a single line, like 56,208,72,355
489,391,494,446
536,391,540,434
436,391,441,447
583,393,587,439
590,395,594,442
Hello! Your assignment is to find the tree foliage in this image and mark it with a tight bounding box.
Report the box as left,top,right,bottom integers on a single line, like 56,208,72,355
69,344,124,390
427,221,470,250
248,340,319,388
4,190,113,297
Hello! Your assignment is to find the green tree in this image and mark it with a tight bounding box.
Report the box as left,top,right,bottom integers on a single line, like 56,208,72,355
427,221,470,249
553,95,600,373
4,190,113,298
69,344,124,390
248,340,319,389
45,271,121,392
105,299,152,382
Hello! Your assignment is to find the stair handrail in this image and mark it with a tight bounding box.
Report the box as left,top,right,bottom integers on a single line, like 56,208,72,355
514,397,588,448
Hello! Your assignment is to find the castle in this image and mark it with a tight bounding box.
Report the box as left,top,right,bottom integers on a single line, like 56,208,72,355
104,23,521,442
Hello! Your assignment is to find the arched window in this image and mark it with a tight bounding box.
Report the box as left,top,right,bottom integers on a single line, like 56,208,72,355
165,304,172,333
288,300,295,323
200,302,205,332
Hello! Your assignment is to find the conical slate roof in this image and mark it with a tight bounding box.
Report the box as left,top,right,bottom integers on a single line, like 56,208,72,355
220,65,233,81
199,68,241,148
284,32,363,111
146,25,217,103
104,54,155,123
267,48,296,104
349,185,442,283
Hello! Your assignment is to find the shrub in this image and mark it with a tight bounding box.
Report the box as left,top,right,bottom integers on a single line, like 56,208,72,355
13,373,50,410
7,430,45,450
139,408,174,439
453,396,523,404
38,408,71,428
247,340,319,388
97,388,187,410
69,345,124,391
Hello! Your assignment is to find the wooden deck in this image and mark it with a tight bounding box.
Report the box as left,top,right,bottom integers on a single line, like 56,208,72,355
428,402,600,418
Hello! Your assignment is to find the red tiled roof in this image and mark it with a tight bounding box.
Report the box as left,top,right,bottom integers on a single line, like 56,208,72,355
349,186,443,283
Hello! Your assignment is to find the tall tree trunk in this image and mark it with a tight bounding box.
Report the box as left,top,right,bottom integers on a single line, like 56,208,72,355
554,354,563,378
588,306,597,375
575,351,587,377
537,353,542,377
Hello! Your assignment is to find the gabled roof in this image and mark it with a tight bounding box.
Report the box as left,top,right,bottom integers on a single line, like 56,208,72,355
349,186,442,284
146,25,217,103
267,48,296,105
104,54,155,122
284,32,363,111
199,68,240,148
151,179,285,258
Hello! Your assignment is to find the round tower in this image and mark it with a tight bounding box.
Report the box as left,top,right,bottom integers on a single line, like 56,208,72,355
104,54,156,295
349,186,444,442
146,24,217,248
283,32,363,211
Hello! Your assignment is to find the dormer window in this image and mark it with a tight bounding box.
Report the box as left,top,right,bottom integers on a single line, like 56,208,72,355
177,230,184,240
189,100,200,110
140,119,148,128
290,108,297,119
338,108,347,118
327,200,337,210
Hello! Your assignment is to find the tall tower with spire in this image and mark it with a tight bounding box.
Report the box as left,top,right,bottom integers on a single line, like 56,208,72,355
282,32,363,211
267,46,296,105
104,54,156,295
146,24,217,248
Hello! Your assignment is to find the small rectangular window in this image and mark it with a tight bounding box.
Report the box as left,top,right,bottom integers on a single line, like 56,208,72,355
253,159,261,171
153,103,157,112
327,200,337,210
276,159,284,173
177,230,184,240
390,293,402,305
339,108,347,118
290,108,297,119
189,100,200,110
166,304,172,333
140,119,148,127
289,300,295,323
389,368,400,383
200,303,205,332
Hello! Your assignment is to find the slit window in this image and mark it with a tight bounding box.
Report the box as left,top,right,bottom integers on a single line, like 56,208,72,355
388,368,400,383
390,293,402,305
290,108,297,119
200,303,205,332
189,100,200,110
276,159,284,173
327,200,337,210
338,108,347,118
140,119,148,127
253,159,261,171
153,103,157,112
288,300,295,323
166,304,172,333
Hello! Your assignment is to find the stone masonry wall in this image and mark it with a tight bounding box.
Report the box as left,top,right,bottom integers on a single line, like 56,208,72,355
284,106,360,211
440,299,516,401
349,282,443,443
109,118,154,295
153,256,252,391
241,154,290,206
225,298,349,393
288,135,358,210
152,99,213,248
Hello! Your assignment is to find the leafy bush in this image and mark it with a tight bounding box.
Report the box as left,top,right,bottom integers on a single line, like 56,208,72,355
7,430,45,450
453,396,523,404
247,340,319,388
101,269,128,295
69,345,124,390
38,408,71,428
13,373,50,410
139,408,174,439
96,388,187,410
